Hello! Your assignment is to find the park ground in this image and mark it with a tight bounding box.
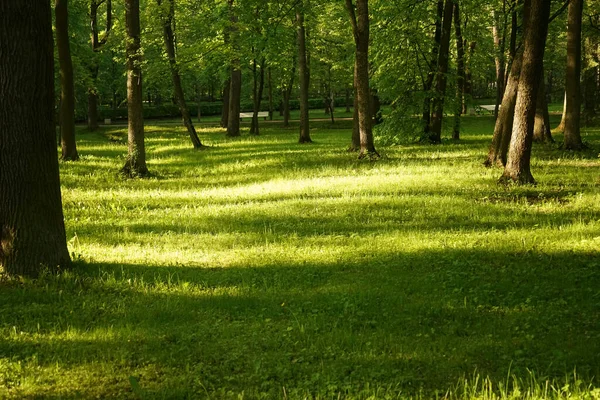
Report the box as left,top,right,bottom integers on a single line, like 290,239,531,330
1,114,599,399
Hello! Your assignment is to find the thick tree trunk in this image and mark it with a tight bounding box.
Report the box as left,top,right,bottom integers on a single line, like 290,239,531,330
220,78,230,128
297,7,312,143
349,79,360,151
422,0,444,135
250,58,265,136
122,0,148,177
486,50,523,167
429,0,455,143
346,0,377,157
453,2,465,140
533,70,554,143
226,0,241,137
56,0,79,161
158,0,203,148
0,0,71,276
502,0,550,184
563,0,584,150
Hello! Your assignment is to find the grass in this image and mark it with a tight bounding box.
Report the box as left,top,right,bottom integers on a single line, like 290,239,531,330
1,116,599,399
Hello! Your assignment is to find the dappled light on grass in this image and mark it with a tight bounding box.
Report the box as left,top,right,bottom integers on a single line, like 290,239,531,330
2,117,599,398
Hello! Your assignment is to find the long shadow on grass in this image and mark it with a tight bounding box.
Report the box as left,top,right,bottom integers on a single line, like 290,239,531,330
1,249,598,397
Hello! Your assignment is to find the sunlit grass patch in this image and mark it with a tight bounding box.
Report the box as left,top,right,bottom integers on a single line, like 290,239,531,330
1,116,599,398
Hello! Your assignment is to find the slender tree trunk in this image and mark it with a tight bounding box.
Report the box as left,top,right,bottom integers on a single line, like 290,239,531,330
220,78,230,128
122,0,148,177
268,67,274,120
502,0,551,184
346,87,352,113
429,0,454,143
453,1,464,140
0,0,71,276
297,6,312,143
346,0,377,157
55,0,79,161
533,69,554,143
250,58,265,136
556,93,567,132
563,0,584,150
226,0,241,137
158,0,203,148
492,9,506,120
463,41,476,114
422,0,444,135
583,40,598,125
486,50,523,167
196,83,202,122
88,0,112,131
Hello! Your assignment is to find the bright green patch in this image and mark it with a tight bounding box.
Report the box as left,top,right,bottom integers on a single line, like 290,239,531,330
1,117,599,399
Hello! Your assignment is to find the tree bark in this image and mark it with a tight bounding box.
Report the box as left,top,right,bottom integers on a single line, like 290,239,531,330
453,2,465,140
0,0,71,276
55,0,79,161
88,0,112,131
158,0,203,148
563,0,584,150
122,0,148,177
220,78,230,128
492,8,506,120
486,50,523,167
346,0,378,158
226,0,241,137
297,6,312,143
502,0,550,184
533,69,554,143
422,0,444,135
429,0,455,144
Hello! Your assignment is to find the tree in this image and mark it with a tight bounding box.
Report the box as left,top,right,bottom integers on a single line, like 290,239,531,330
453,1,465,140
502,0,551,184
56,0,79,161
346,0,378,158
226,0,242,137
563,0,585,150
88,0,113,131
156,0,204,148
297,3,312,144
0,0,70,276
122,0,148,177
429,0,454,144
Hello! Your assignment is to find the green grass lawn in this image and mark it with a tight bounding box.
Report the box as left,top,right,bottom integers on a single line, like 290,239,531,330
1,117,599,399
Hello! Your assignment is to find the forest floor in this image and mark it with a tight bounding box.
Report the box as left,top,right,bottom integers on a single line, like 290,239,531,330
1,116,600,399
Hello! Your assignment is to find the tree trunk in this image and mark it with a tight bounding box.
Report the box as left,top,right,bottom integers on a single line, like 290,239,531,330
502,0,550,184
122,0,148,177
492,8,506,120
486,50,523,167
0,0,71,276
268,66,274,120
196,83,202,122
88,0,112,131
220,78,230,128
422,0,444,135
429,0,454,144
533,69,554,143
583,40,598,125
250,58,265,136
297,6,312,143
349,79,360,151
453,2,465,140
226,0,241,137
346,0,377,157
158,0,203,148
563,0,584,150
55,0,79,161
